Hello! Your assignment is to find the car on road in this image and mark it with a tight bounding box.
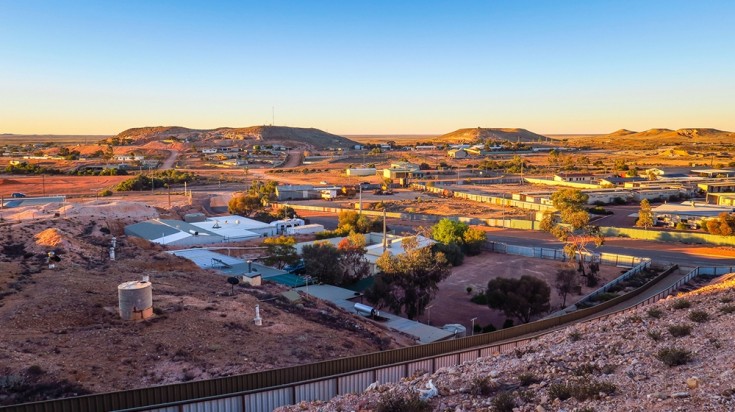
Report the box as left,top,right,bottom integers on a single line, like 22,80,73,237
10,192,26,198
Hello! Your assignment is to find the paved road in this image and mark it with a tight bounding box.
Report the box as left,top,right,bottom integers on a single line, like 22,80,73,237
300,213,733,268
483,229,734,268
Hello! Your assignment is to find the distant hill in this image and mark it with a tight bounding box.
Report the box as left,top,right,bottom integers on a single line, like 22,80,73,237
435,128,549,143
112,126,358,149
586,128,735,148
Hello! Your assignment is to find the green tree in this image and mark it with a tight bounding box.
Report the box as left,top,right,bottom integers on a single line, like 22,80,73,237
485,276,550,323
431,218,468,245
554,267,579,307
706,212,735,236
228,192,263,216
365,237,451,320
337,233,371,284
302,241,343,284
541,189,604,285
262,236,299,269
635,199,654,230
462,227,487,255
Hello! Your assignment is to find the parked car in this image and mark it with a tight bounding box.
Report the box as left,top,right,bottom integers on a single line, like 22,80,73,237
10,192,26,198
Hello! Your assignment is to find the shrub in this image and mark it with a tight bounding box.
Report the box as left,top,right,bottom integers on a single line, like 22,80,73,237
518,372,539,386
647,308,663,319
647,330,662,341
688,310,710,323
376,391,431,412
491,391,516,412
671,299,691,310
99,189,113,197
594,292,619,302
572,363,599,376
470,376,495,396
668,324,692,337
470,293,489,305
720,296,733,304
568,330,582,342
656,347,692,366
720,305,735,314
550,380,616,401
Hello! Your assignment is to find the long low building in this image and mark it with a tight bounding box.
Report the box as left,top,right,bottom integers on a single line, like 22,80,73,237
652,202,735,228
125,215,277,246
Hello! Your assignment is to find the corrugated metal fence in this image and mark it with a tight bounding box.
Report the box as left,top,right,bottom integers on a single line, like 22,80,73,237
8,261,726,412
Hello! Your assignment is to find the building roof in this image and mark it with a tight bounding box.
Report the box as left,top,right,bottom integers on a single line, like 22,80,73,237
125,219,222,244
190,217,263,240
652,203,734,217
600,176,646,184
168,248,289,279
691,169,735,175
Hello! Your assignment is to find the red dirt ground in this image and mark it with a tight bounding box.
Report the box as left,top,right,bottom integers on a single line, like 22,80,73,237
424,252,624,332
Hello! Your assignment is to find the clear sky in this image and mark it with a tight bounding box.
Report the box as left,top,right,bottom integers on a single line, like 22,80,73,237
1,1,734,135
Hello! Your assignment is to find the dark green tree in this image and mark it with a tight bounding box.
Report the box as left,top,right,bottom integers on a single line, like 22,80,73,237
302,241,343,284
485,276,551,323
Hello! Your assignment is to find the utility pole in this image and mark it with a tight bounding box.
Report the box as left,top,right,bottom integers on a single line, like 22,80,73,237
358,184,362,214
382,208,387,253
168,185,171,208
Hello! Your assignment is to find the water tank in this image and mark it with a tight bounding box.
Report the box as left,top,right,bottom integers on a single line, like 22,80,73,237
442,323,467,338
118,280,153,320
354,303,377,317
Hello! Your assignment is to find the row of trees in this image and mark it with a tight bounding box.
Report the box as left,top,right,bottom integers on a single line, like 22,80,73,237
430,218,487,265
228,180,279,217
114,170,196,191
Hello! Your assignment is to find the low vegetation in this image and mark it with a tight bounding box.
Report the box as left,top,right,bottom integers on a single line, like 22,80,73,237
656,347,692,366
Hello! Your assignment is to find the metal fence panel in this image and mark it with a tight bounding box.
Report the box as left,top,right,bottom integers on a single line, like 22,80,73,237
434,354,458,369
183,396,242,412
406,359,433,377
243,388,291,412
375,365,404,384
136,407,179,412
337,371,374,395
295,380,336,404
458,350,479,364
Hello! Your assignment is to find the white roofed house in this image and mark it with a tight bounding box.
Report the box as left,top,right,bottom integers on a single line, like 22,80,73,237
651,202,735,229
191,215,277,239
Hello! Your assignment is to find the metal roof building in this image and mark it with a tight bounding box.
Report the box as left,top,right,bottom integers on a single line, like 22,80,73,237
125,219,225,246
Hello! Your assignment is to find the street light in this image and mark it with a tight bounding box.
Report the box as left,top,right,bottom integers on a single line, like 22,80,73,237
426,304,434,325
470,317,478,336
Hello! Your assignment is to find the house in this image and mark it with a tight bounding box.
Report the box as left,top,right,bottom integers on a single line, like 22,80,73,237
275,185,321,201
390,162,420,171
651,202,735,228
553,172,595,183
697,181,735,194
201,148,218,154
447,149,469,159
346,167,376,177
599,176,645,188
707,193,735,206
125,219,226,246
414,145,437,151
191,215,277,238
295,233,436,275
691,169,735,178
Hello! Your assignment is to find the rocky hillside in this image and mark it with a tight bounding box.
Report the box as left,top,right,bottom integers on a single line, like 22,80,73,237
278,275,735,411
0,213,406,406
583,128,735,149
111,125,358,149
436,128,549,143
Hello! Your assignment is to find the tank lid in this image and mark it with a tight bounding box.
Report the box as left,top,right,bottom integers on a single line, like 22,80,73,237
118,280,151,290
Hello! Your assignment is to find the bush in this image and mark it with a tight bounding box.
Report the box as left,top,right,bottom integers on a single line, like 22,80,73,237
647,308,663,319
594,292,619,302
656,347,692,366
491,391,516,412
549,380,617,401
568,330,582,342
720,305,735,314
376,391,431,412
671,299,691,310
470,376,495,396
99,189,113,197
647,330,662,341
470,293,489,305
518,372,539,386
688,310,710,323
668,324,692,337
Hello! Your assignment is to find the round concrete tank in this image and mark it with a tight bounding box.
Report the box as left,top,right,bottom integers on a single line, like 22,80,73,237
118,280,153,320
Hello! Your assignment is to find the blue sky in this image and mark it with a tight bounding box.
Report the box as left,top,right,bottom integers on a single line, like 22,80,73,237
1,1,733,135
